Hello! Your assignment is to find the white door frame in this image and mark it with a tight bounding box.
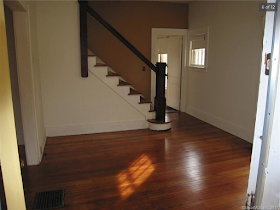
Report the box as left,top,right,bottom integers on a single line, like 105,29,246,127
246,0,278,207
5,0,41,165
151,28,188,112
254,0,280,206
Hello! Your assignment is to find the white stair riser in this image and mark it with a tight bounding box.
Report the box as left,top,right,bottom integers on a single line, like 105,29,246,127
96,57,105,64
135,103,151,113
108,67,115,73
92,67,108,78
88,57,96,69
114,86,130,96
123,95,140,105
103,77,119,87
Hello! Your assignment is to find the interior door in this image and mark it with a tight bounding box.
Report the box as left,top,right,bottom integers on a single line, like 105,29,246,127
157,36,182,110
166,36,182,110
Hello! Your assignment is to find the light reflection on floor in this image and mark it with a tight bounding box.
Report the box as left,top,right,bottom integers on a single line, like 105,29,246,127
117,154,155,200
184,150,203,191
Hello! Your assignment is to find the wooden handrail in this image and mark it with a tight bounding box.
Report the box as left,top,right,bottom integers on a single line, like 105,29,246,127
86,5,158,73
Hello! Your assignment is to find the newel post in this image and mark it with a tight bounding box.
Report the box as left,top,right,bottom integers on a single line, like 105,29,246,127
154,63,167,120
79,0,88,77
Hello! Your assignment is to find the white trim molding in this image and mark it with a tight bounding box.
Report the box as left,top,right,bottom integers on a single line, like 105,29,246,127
46,120,149,137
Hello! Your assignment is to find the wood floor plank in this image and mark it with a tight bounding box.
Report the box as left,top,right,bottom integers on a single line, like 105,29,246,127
0,113,252,209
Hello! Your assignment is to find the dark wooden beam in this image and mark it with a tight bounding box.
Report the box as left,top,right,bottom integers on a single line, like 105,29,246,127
79,0,88,77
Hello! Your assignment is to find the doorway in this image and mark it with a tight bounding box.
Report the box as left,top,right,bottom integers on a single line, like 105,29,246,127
151,28,188,112
157,35,183,110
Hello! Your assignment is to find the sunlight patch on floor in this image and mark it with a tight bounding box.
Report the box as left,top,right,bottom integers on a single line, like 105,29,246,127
117,154,155,200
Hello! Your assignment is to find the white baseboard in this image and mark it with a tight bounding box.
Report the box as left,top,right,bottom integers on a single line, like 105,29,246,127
186,107,254,143
46,120,148,137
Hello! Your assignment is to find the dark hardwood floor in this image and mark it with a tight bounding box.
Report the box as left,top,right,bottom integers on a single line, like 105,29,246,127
3,112,252,209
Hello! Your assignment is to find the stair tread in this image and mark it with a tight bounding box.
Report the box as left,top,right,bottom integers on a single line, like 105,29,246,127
95,64,107,67
147,116,172,124
107,72,120,77
139,96,152,104
129,88,141,95
118,81,131,86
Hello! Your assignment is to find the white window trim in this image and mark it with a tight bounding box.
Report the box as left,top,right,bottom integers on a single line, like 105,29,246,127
187,26,209,72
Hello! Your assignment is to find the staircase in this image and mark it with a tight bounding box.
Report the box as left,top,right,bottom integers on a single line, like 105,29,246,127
79,2,171,131
88,55,172,131
88,55,154,119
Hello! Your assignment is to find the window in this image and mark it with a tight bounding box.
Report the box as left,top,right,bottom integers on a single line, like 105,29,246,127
191,48,205,66
188,27,209,69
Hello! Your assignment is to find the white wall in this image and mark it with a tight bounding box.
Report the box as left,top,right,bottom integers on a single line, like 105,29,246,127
187,1,264,143
35,1,146,136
